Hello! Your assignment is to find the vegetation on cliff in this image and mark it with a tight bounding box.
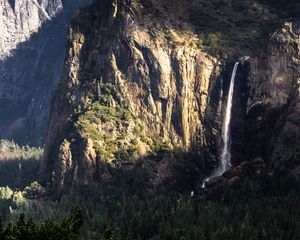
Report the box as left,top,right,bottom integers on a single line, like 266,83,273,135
144,0,300,57
1,0,300,239
70,80,172,166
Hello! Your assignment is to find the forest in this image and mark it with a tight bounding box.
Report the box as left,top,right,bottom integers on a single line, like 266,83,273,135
0,140,299,239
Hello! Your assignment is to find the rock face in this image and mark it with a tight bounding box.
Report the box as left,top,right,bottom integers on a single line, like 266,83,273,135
43,0,224,186
43,0,300,187
0,0,63,58
231,22,300,169
0,0,91,145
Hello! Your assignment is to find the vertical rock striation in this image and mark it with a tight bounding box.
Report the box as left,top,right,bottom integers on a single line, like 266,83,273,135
232,22,300,169
43,0,223,185
43,0,300,186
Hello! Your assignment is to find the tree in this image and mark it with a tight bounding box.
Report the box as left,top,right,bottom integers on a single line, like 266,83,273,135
0,209,83,240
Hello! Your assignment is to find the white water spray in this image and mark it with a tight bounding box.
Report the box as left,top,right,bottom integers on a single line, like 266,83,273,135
218,62,239,174
202,62,239,188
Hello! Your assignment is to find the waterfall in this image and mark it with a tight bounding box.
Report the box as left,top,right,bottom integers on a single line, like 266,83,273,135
218,62,239,175
202,62,239,188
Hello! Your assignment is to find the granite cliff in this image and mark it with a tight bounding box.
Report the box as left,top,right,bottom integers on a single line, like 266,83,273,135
0,0,63,59
42,0,300,187
234,22,300,169
0,0,91,145
43,0,223,186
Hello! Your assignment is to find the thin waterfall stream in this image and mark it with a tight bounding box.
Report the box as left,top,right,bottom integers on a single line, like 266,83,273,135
218,62,239,175
202,62,239,188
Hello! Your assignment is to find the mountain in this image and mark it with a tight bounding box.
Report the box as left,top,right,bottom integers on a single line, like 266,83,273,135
232,22,300,169
0,0,91,146
0,1,300,239
0,0,63,58
42,0,300,188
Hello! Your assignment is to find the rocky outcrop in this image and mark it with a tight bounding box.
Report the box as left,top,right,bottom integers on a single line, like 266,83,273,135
247,22,300,112
231,22,300,169
0,0,91,145
43,0,223,186
267,23,300,169
43,0,300,188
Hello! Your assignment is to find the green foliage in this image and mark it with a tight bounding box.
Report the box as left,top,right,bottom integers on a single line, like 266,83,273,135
73,80,173,164
0,140,42,188
0,186,13,200
24,181,46,199
12,192,26,206
1,164,297,240
0,209,83,240
115,146,138,162
68,80,142,162
100,227,122,240
0,140,43,161
0,186,27,221
75,101,137,162
97,81,118,98
198,33,226,56
188,0,284,57
20,189,300,240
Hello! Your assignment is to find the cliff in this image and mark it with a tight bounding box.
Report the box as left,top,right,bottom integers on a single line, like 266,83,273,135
43,0,300,187
244,22,300,169
43,0,226,186
0,0,63,59
0,0,91,145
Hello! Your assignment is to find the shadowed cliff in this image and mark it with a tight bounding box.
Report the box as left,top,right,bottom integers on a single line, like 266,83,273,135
0,0,91,146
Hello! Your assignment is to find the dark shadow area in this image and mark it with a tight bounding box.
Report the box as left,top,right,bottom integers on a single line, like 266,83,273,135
57,150,203,196
0,159,40,189
0,139,43,188
201,66,224,173
144,0,300,58
3,153,300,240
187,0,283,57
230,61,291,165
258,0,300,18
7,0,15,9
0,0,91,146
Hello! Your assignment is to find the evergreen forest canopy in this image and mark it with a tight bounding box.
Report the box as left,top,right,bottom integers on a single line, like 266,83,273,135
0,143,300,239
